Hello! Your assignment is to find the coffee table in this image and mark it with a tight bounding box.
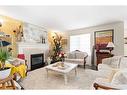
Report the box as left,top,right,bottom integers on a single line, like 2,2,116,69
45,62,78,84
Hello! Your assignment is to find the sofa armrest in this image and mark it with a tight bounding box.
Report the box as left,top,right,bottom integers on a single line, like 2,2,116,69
93,82,127,90
83,54,88,68
93,82,119,90
98,64,113,71
102,58,112,65
84,54,88,59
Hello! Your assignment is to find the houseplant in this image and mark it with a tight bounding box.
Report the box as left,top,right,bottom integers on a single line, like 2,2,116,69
0,49,11,79
51,33,63,63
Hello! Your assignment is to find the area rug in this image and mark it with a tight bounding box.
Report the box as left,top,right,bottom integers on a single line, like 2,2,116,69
21,67,98,89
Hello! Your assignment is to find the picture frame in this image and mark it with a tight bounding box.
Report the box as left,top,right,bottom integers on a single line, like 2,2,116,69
94,29,114,49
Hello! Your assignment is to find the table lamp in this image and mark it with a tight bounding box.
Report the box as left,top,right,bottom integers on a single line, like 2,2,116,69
107,42,115,54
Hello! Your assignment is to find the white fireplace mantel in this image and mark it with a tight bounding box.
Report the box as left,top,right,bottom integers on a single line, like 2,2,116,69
17,42,49,54
17,42,49,70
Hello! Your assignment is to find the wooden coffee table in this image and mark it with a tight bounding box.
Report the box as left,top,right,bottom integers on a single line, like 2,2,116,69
45,62,78,84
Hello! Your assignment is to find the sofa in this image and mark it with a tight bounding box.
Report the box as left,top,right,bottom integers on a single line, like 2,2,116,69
92,56,127,90
65,50,88,68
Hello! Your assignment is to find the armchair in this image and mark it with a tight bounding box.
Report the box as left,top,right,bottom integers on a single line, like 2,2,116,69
65,50,88,68
92,56,127,90
93,69,127,90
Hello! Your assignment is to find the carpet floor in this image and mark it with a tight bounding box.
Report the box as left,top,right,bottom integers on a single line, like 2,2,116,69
21,67,98,89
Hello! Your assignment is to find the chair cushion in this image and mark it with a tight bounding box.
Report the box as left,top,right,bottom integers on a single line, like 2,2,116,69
98,65,118,79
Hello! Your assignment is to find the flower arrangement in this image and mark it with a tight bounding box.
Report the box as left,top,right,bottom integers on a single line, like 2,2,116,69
51,33,63,63
58,52,67,62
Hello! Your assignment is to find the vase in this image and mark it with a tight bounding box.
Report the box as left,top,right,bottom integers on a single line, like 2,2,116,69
61,58,65,67
61,57,65,62
47,57,51,65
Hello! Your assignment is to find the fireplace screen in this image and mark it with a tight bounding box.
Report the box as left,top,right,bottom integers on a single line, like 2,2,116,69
31,53,45,70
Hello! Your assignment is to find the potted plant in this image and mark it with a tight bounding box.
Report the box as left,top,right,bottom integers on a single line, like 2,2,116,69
0,49,11,79
51,33,63,63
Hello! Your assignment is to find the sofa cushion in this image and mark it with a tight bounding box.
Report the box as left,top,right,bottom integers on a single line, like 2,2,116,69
65,58,84,65
67,51,76,59
75,52,86,59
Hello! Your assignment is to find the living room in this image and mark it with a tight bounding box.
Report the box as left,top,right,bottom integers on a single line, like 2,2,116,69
0,6,127,90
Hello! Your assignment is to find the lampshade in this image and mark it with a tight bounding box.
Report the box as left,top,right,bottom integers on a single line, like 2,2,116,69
107,42,115,48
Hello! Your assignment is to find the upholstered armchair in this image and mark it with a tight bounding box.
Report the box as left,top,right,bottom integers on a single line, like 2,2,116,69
65,50,88,68
93,69,127,90
92,56,127,90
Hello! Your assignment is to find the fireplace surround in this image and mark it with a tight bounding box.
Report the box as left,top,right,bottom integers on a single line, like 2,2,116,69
31,53,45,70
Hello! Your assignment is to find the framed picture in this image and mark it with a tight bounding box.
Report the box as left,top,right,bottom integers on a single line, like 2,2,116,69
94,29,114,49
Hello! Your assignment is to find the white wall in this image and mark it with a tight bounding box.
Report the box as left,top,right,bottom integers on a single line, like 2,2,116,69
67,22,124,65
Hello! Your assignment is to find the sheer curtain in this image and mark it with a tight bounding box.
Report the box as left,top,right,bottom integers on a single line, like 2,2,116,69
70,33,91,55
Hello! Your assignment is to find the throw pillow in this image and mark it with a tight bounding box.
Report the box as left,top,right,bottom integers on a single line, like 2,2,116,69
9,59,21,67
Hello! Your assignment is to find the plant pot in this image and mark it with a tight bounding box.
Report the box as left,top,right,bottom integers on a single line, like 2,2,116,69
0,67,11,79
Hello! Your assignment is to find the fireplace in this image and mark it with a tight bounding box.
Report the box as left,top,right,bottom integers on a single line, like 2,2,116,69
31,53,45,70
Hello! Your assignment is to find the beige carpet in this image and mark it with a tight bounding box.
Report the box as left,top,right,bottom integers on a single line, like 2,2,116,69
21,67,98,89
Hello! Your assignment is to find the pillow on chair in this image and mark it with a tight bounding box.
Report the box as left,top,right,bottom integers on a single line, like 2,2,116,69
9,59,21,67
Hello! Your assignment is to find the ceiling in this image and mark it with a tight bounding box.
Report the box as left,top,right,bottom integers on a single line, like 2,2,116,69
0,6,127,31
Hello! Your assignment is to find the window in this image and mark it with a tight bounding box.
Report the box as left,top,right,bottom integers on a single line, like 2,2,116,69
70,34,91,55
